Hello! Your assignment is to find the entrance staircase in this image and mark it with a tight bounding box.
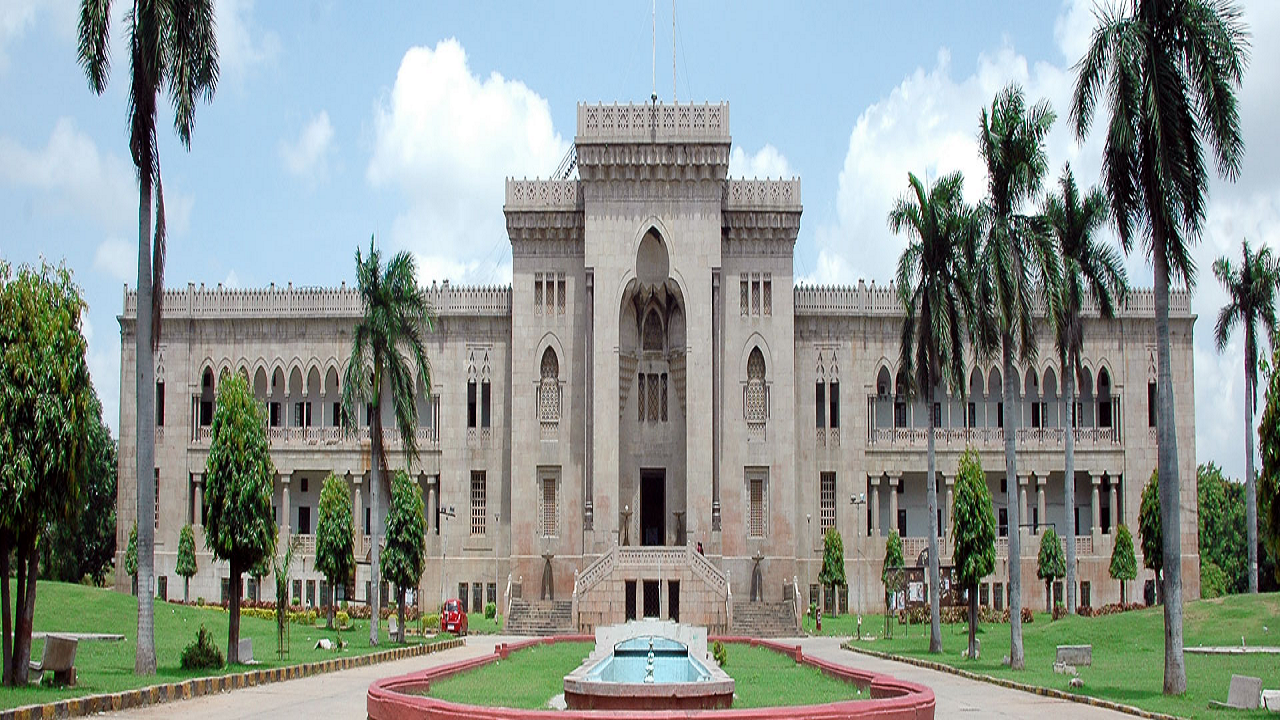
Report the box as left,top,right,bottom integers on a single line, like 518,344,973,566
573,543,731,633
504,598,575,636
730,599,799,638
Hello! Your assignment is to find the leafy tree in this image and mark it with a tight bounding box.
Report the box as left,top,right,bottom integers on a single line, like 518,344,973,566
1197,462,1247,594
78,0,219,677
1044,163,1128,614
272,538,299,656
39,387,117,586
1110,524,1137,604
0,261,92,686
891,169,982,654
1200,561,1229,599
1037,528,1066,615
176,525,197,602
1140,470,1163,597
974,82,1058,671
818,527,846,612
341,238,434,645
1213,241,1279,594
882,530,905,639
316,473,355,629
1072,0,1249,695
126,521,138,579
953,449,996,660
203,373,277,664
1259,350,1280,586
381,471,425,643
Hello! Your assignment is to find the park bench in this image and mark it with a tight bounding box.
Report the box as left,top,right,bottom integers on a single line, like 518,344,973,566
1209,674,1262,710
1055,644,1092,667
238,638,254,664
29,634,77,686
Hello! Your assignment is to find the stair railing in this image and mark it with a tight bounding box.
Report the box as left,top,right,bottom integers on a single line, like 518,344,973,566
793,575,802,632
725,570,733,633
503,572,513,620
575,542,617,599
571,568,580,632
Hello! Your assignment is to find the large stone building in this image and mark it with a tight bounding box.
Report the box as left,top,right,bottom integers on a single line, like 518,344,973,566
115,102,1199,633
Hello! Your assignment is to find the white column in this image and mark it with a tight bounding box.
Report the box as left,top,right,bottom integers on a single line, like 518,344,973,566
888,473,900,535
1091,474,1103,539
943,474,953,539
1018,474,1029,540
1108,478,1118,534
352,474,364,553
1036,474,1046,534
193,474,204,529
871,476,881,538
281,474,292,537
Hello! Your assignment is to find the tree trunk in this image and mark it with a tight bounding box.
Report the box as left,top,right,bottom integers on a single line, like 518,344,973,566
327,584,335,630
1046,580,1052,615
184,577,189,603
227,562,242,664
11,536,37,685
368,374,385,646
1245,361,1258,593
2,530,12,686
968,582,978,659
1063,353,1077,614
1153,244,1186,695
135,171,158,675
1120,580,1125,605
1002,335,1024,670
925,382,942,654
397,587,407,643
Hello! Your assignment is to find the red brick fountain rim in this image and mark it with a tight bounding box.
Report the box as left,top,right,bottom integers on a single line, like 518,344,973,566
367,635,936,720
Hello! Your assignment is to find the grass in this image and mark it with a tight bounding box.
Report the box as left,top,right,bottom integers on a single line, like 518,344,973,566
464,613,504,635
425,641,866,710
0,580,452,709
844,592,1280,719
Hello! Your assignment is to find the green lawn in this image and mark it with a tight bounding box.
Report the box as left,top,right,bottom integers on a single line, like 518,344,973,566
843,592,1280,719
464,613,504,635
0,580,452,710
425,640,866,710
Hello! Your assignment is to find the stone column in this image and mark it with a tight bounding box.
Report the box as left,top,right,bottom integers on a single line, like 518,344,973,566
352,474,364,554
1018,474,1029,540
1090,474,1103,539
193,474,204,529
888,473,900,535
1108,478,1118,534
943,474,954,539
280,474,292,538
871,476,881,538
1036,474,1046,534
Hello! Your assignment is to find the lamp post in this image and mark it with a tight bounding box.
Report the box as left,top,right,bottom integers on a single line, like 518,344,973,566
805,513,812,614
494,510,501,619
438,506,455,606
849,492,867,618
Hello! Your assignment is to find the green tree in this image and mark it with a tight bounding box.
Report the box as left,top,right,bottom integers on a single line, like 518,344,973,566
203,373,276,664
176,525,197,602
952,449,996,660
882,530,905,639
271,538,299,656
39,387,117,586
126,521,138,579
1140,470,1163,600
1213,240,1279,594
78,0,219,676
0,261,92,686
341,238,434,645
1200,561,1229,599
891,169,982,654
381,471,425,643
1110,524,1137,604
818,528,846,612
1044,163,1128,615
316,473,355,629
1197,462,1247,594
1258,350,1280,586
1072,0,1249,694
1037,528,1067,615
974,83,1058,671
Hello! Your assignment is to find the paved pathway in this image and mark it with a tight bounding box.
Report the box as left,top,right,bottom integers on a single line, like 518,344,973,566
99,634,1136,719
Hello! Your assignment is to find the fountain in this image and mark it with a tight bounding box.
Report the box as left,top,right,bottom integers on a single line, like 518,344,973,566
562,620,735,710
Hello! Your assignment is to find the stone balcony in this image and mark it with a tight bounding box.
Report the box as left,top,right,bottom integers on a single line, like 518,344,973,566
867,425,1122,451
897,533,1099,563
190,425,440,451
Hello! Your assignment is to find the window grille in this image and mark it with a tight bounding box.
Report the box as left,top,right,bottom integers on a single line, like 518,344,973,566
740,274,749,316
647,373,660,422
467,381,477,428
534,273,543,315
539,349,560,424
745,348,768,423
829,380,839,428
751,274,761,315
557,274,566,315
763,274,772,316
820,472,836,532
470,471,486,535
816,382,826,428
660,373,668,422
546,275,554,316
480,381,491,428
638,374,646,421
749,475,766,538
540,476,557,537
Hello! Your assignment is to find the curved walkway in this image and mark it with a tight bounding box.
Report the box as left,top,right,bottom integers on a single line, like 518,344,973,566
98,634,1135,719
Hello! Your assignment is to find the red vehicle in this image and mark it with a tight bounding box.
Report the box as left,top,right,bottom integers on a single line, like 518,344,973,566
441,598,468,635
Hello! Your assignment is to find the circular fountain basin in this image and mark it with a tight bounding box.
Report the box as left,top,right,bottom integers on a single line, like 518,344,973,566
563,635,734,710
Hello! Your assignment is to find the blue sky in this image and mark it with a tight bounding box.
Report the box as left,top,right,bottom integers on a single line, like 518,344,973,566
2,1,1278,481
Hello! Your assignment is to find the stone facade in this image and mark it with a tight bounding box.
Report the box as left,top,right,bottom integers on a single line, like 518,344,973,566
115,101,1199,623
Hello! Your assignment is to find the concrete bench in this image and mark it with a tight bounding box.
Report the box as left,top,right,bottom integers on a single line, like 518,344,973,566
1209,674,1262,710
29,634,77,686
238,638,254,664
1055,645,1092,667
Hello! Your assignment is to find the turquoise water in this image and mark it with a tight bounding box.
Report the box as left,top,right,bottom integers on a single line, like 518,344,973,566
585,636,711,683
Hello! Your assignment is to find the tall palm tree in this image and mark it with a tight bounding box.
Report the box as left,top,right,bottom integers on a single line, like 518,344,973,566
891,170,982,654
1213,239,1279,594
1043,164,1129,615
1072,0,1248,694
974,83,1058,671
78,0,218,675
341,237,434,645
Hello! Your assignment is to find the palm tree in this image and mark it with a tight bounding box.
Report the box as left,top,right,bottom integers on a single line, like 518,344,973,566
1043,164,1128,615
341,237,434,646
890,170,982,654
78,0,218,675
974,83,1058,671
1213,239,1279,594
1072,0,1248,694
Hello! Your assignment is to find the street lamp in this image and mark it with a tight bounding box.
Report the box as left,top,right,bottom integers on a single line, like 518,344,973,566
849,492,868,621
438,506,455,606
494,510,501,618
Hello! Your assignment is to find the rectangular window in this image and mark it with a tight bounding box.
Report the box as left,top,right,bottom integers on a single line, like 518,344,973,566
470,471,487,536
1080,581,1091,608
660,373,668,422
200,398,213,426
1099,399,1112,428
638,373,646,421
897,509,906,539
933,402,942,427
994,582,1004,611
1148,382,1157,428
557,274,566,315
762,274,772,316
1031,402,1042,428
534,273,543,315
967,402,976,428
980,583,990,607
458,582,468,609
816,382,826,428
298,506,311,535
154,467,160,530
365,507,371,536
156,382,165,426
894,401,906,428
751,274,761,315
748,470,767,538
540,475,557,538
998,507,1008,537
481,381,491,428
740,274,749,316
819,472,836,533
270,401,281,428
1032,507,1039,532
829,381,839,429
647,373,660,422
467,381,477,428
332,401,342,427
473,583,484,613
997,402,1004,428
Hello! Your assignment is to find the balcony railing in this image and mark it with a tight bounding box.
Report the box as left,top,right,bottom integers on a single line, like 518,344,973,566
192,425,440,450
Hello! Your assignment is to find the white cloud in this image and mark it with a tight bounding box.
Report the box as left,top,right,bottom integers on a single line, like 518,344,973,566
729,144,793,180
93,237,134,282
214,0,279,81
280,111,334,180
815,0,1280,479
368,38,568,275
0,0,75,72
81,315,120,437
413,253,513,288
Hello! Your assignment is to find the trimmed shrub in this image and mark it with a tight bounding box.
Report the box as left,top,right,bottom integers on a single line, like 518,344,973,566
336,610,351,628
712,640,728,668
484,602,497,619
180,625,225,670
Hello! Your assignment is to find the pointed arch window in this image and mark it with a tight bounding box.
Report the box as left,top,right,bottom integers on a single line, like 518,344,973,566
744,347,769,424
539,347,561,430
643,309,664,352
